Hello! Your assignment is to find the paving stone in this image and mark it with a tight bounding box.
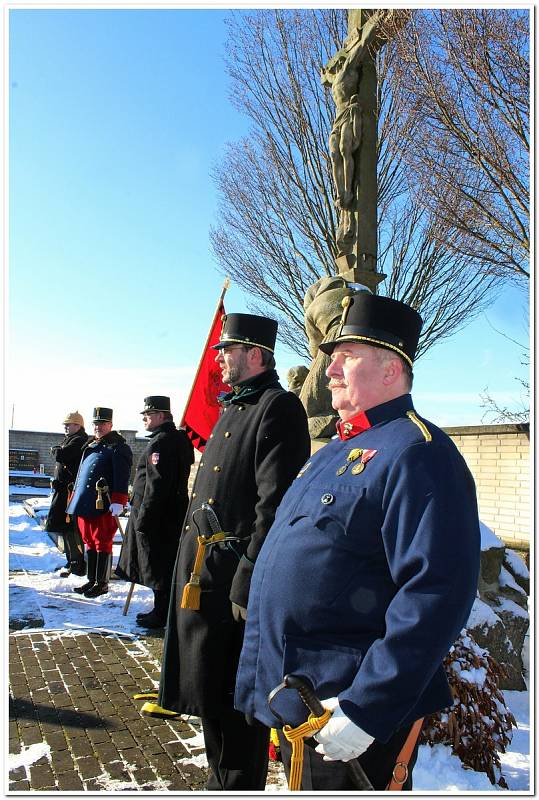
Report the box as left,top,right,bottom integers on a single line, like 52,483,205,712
111,730,138,750
75,755,102,779
146,752,177,775
105,761,131,780
21,726,45,746
8,779,31,791
56,772,85,791
133,766,158,782
9,766,27,782
51,750,79,774
44,730,69,750
69,736,94,757
29,764,56,789
87,728,111,744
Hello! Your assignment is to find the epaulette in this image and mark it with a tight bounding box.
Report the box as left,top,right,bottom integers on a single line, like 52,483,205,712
406,411,432,442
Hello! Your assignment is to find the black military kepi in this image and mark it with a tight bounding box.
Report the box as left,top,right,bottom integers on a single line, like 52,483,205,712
141,396,171,414
212,313,278,354
319,292,423,367
93,407,113,423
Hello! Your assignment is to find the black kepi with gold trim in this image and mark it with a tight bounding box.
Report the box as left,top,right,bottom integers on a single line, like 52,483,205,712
319,293,422,367
140,396,171,414
93,407,113,423
212,313,278,354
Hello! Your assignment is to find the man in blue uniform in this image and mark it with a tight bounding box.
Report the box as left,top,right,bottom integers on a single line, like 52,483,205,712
67,407,132,598
235,293,481,790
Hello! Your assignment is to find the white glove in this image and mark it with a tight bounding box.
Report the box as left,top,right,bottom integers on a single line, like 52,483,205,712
109,503,124,516
314,698,374,762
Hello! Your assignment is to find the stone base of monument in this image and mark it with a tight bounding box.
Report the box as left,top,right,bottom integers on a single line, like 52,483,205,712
467,523,529,690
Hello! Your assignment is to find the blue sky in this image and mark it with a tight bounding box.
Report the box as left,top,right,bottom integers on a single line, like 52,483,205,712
7,8,529,437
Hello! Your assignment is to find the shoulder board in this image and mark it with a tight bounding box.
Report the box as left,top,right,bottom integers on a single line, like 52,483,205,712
406,411,432,442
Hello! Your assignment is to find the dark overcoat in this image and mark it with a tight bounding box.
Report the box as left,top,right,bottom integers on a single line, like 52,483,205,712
66,431,132,518
45,428,88,533
158,369,310,717
235,394,481,743
115,422,194,590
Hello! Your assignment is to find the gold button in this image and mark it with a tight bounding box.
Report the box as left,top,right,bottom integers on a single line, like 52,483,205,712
192,492,196,498
210,433,214,438
213,466,221,472
185,524,190,531
208,498,214,505
200,461,204,467
224,432,231,438
238,405,245,411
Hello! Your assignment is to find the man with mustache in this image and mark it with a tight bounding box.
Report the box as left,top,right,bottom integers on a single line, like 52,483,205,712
235,292,481,790
157,313,310,791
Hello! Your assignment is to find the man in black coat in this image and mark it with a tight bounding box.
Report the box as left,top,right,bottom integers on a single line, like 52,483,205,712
115,396,194,628
45,411,88,577
156,313,311,791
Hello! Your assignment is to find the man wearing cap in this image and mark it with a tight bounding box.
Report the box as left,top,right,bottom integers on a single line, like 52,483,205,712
235,293,481,790
115,397,194,628
45,411,88,577
67,408,133,598
156,313,310,791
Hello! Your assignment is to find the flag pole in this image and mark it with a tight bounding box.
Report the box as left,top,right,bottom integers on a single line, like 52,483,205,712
180,277,230,428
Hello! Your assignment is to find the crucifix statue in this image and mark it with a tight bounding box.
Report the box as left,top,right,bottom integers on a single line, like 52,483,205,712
321,9,410,291
293,10,410,441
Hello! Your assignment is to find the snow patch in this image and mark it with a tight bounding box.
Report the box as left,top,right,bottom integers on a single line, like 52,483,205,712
480,521,505,551
9,742,51,770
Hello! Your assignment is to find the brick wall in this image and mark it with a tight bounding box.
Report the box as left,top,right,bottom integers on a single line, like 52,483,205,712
444,424,530,552
10,425,529,551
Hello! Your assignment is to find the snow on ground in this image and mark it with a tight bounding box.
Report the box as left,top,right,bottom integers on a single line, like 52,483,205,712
9,502,155,632
8,501,531,792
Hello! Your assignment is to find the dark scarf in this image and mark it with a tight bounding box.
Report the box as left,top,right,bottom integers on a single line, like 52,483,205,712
218,369,280,407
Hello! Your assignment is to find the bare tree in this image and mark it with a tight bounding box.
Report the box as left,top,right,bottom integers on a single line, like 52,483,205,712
210,9,526,359
391,9,529,284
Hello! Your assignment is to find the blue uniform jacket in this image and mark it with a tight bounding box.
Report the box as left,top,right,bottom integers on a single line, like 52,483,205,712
234,394,480,743
66,431,132,518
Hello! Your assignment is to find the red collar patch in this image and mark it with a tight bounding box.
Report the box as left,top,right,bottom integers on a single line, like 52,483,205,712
336,411,371,441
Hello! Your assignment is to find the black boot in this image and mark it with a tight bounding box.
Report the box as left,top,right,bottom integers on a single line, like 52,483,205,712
69,559,86,577
85,552,112,598
64,525,85,577
74,550,97,594
137,589,169,628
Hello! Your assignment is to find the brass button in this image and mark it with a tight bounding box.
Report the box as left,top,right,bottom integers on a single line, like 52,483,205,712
207,498,214,505
210,433,214,438
213,466,221,472
199,461,204,467
237,405,245,411
224,432,231,438
185,524,190,531
192,492,196,498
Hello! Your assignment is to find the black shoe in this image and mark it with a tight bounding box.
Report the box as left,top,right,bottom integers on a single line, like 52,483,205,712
74,580,95,594
59,566,72,578
137,611,166,629
55,563,69,573
136,612,152,621
84,582,109,598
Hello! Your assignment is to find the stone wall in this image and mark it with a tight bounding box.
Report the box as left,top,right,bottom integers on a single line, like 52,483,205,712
444,424,530,554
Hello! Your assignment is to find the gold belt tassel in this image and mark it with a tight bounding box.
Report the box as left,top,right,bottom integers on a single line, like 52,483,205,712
181,532,226,610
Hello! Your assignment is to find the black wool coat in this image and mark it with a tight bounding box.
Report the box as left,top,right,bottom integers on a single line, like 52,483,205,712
45,428,88,533
115,422,194,590
158,369,311,717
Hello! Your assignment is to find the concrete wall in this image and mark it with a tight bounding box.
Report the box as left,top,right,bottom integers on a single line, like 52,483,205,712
444,424,530,552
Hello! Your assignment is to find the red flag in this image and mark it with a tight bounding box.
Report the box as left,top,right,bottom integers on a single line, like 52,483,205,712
181,297,228,452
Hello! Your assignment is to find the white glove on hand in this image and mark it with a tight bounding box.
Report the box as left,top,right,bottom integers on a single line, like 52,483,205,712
109,503,124,516
314,698,374,762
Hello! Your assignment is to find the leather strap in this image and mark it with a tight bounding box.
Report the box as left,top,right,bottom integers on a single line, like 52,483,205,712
386,718,424,791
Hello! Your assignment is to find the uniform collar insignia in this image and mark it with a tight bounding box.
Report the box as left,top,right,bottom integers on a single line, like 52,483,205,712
336,411,371,440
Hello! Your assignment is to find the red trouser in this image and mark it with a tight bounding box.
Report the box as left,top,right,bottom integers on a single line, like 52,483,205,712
77,514,117,553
